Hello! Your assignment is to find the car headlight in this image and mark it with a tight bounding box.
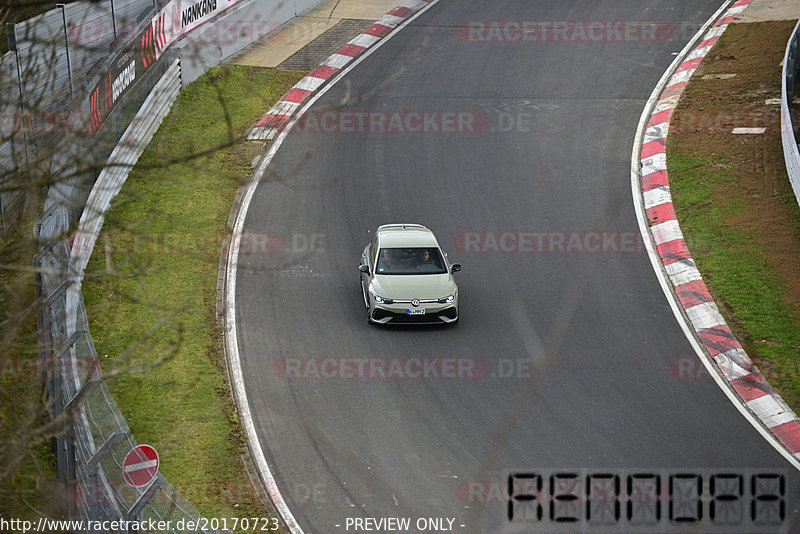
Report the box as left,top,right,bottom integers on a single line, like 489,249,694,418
438,293,456,304
370,291,392,304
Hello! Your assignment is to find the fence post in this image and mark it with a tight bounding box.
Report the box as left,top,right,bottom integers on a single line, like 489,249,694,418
127,477,164,533
8,24,31,168
41,278,72,412
57,4,74,100
87,432,127,533
0,176,4,231
110,0,118,39
53,328,86,402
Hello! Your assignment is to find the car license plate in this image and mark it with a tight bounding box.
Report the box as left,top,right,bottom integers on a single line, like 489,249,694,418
407,308,425,315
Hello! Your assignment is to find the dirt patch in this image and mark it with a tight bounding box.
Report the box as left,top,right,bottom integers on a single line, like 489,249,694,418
670,20,800,316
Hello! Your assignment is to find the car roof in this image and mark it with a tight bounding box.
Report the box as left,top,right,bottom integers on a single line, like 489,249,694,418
377,224,440,248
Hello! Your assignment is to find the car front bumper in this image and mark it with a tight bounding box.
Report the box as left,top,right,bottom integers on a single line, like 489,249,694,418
369,300,458,325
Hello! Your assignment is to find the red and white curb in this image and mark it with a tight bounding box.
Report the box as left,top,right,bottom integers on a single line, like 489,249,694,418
637,0,800,461
247,0,434,141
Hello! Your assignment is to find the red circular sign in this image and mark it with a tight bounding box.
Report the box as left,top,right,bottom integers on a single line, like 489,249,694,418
123,445,159,487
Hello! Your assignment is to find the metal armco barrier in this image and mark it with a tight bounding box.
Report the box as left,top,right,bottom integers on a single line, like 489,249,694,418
33,59,215,533
782,19,800,206
9,0,326,530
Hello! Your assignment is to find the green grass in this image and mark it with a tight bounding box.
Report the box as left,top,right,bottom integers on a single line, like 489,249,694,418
667,152,800,409
0,226,62,521
82,65,305,523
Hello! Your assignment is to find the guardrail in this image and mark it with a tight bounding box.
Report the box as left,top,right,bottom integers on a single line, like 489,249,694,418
33,59,214,533
782,19,800,206
12,0,328,530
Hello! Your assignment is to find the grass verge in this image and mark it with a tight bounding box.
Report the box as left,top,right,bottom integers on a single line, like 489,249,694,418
666,20,800,411
666,153,800,409
82,65,305,526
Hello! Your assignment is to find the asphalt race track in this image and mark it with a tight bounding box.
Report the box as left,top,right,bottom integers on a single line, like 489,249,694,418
234,1,800,532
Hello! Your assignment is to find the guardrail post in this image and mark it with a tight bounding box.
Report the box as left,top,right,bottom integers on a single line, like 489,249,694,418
127,477,164,533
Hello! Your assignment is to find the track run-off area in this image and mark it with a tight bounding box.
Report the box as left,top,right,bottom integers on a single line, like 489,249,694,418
228,1,800,532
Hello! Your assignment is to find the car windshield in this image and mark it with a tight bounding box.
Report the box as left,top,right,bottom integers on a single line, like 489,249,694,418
375,247,447,275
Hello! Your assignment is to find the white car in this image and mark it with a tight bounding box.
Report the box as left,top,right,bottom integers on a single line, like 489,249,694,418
359,224,460,324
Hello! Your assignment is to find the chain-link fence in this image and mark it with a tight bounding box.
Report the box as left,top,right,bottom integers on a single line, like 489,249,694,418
7,0,214,530
0,49,26,227
7,0,322,529
0,0,156,231
32,53,212,532
34,240,212,533
2,0,303,230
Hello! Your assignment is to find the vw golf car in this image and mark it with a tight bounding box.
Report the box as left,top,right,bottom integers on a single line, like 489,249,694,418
359,224,460,324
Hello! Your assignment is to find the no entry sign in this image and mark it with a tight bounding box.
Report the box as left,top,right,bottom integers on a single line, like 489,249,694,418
123,445,159,487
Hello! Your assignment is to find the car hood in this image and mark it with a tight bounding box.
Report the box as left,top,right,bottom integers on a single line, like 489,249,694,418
372,274,456,300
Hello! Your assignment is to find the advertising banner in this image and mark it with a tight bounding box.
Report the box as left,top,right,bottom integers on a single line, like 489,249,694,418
152,0,246,59
88,23,158,131
89,0,245,131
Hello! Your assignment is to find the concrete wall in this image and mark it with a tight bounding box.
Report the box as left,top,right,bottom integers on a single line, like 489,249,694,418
176,0,326,85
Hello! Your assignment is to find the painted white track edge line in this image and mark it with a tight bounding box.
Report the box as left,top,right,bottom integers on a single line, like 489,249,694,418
224,2,441,534
629,0,800,472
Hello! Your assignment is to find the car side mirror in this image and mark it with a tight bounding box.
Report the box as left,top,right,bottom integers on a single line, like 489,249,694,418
359,264,370,275
451,264,461,273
